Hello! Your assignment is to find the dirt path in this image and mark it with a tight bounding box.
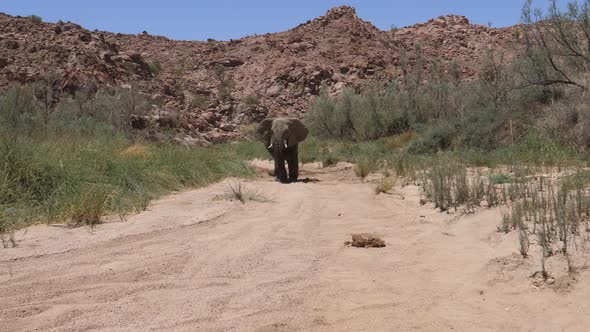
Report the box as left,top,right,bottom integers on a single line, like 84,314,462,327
2,161,590,331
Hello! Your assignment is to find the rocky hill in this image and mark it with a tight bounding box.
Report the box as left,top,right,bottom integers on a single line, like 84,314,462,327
0,6,517,144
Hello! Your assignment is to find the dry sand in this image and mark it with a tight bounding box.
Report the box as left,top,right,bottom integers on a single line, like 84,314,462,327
2,160,590,331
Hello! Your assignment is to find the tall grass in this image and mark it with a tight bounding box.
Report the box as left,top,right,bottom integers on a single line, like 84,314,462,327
0,84,254,235
0,132,254,228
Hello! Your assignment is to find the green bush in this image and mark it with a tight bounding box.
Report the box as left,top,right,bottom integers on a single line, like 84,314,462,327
29,15,42,24
406,123,457,155
243,95,259,105
191,95,209,108
489,173,513,185
214,65,235,100
148,59,162,76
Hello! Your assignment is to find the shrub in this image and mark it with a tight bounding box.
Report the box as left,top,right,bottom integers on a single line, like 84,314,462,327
216,182,267,204
148,59,162,76
70,186,111,227
406,123,456,154
305,86,410,141
354,158,376,179
214,65,235,100
243,95,259,105
375,178,395,194
29,15,42,24
489,173,512,185
321,153,339,167
191,95,209,108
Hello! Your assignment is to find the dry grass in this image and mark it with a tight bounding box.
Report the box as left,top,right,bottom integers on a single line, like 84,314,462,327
119,143,150,159
354,158,375,180
375,178,395,195
216,182,268,204
419,161,590,278
70,186,112,227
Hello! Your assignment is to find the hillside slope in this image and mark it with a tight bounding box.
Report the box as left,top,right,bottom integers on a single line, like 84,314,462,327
0,6,517,143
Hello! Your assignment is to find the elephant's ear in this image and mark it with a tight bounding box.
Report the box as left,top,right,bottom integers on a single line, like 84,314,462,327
255,118,274,145
287,118,308,147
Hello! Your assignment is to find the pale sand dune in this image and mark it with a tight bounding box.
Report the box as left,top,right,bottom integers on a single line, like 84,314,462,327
1,161,589,331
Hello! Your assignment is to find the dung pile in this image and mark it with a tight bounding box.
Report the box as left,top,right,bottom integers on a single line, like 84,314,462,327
345,233,386,248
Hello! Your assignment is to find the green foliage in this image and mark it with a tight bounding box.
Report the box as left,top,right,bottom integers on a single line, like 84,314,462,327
502,129,577,166
214,65,235,100
321,153,339,167
191,95,209,108
148,59,162,76
305,85,411,141
375,178,395,194
243,95,259,105
0,83,255,231
406,123,457,154
70,186,111,226
303,47,562,154
520,0,590,89
489,173,513,185
354,157,377,179
29,15,42,24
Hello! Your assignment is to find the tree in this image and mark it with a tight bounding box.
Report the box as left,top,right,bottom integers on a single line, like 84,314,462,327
31,72,61,125
520,0,590,89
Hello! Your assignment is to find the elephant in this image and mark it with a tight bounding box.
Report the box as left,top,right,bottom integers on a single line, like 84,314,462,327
256,118,308,183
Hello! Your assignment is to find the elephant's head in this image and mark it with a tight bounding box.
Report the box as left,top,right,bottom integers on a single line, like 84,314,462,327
255,118,308,154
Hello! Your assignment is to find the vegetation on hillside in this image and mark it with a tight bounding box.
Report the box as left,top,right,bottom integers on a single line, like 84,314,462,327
305,0,590,154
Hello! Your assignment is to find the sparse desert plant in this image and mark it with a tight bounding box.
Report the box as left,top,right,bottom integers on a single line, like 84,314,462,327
489,173,512,185
137,192,151,212
321,153,339,167
214,65,235,100
354,158,375,179
191,95,209,109
518,223,530,258
243,95,259,106
0,208,18,248
498,211,511,234
238,123,258,141
486,182,500,207
70,186,112,227
375,178,395,195
390,24,399,34
29,15,42,24
148,59,162,76
420,159,472,212
218,182,267,204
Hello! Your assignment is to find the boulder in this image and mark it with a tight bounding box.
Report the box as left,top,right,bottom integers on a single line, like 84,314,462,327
266,84,283,97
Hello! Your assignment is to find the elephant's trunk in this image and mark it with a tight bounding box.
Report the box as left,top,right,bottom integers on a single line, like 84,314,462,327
273,136,288,183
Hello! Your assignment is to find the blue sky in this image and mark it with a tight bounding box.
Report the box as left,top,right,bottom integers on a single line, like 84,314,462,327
0,1,557,41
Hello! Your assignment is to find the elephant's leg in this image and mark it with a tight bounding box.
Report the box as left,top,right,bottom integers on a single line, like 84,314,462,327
266,147,275,176
273,147,288,183
275,158,287,183
287,145,299,182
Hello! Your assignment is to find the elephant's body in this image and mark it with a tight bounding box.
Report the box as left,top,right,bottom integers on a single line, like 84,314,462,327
256,118,308,183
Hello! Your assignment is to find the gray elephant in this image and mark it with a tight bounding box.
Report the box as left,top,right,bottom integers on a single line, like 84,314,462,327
256,118,308,183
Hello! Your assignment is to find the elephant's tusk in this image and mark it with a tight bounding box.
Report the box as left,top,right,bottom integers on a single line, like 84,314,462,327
268,144,273,149
284,143,288,149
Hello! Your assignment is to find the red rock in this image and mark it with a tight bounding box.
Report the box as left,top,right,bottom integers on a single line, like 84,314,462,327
0,8,516,141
